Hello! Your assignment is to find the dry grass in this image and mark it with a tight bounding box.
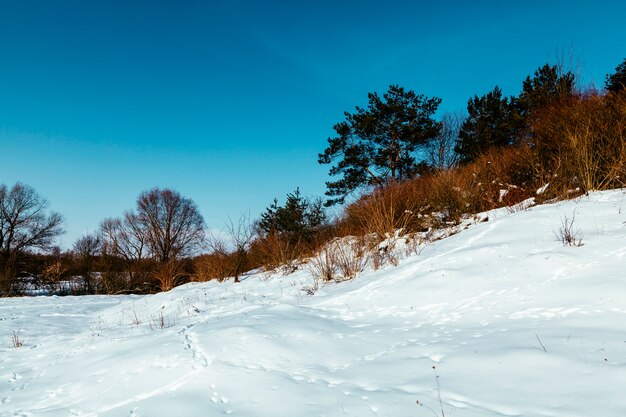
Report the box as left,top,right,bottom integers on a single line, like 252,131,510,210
307,244,336,282
11,330,23,348
307,237,369,282
192,91,624,284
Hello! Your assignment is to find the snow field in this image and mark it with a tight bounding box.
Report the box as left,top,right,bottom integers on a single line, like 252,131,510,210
2,190,626,416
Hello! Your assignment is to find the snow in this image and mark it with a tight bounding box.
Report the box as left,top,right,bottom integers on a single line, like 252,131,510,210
2,190,626,417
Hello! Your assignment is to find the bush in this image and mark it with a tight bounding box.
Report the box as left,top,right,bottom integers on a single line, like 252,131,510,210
340,146,537,238
193,253,231,282
530,91,626,193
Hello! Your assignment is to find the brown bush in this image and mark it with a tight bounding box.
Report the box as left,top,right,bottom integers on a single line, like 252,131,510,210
307,237,369,282
531,91,626,193
193,249,232,282
152,260,186,292
344,185,420,240
248,233,306,271
341,146,537,238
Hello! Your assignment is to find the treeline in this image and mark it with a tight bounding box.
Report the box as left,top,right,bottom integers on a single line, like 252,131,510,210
2,58,625,296
0,184,331,295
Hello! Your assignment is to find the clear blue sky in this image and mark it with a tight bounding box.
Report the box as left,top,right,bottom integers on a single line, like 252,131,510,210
1,0,625,247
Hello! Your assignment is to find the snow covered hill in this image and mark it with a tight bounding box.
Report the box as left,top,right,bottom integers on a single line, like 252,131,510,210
2,190,626,417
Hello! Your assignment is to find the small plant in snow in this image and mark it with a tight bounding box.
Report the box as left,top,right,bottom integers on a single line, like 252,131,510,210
308,245,336,282
149,307,174,330
301,279,319,296
11,330,24,348
132,310,141,326
333,239,368,279
416,365,446,417
555,212,584,247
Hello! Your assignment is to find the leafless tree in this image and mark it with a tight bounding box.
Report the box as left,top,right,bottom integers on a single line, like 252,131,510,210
0,183,64,292
73,233,102,259
136,188,205,262
0,182,64,257
226,214,254,283
73,233,102,293
100,212,150,292
100,214,147,263
100,188,205,291
196,230,232,282
426,112,465,171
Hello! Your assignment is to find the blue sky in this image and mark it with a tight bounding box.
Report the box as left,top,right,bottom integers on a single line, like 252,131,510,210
1,0,625,247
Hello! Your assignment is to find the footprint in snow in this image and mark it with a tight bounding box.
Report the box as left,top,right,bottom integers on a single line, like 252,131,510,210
209,384,229,405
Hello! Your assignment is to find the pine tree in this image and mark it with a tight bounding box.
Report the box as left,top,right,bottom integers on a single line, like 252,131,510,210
517,64,575,114
258,188,327,245
455,86,519,164
605,58,626,93
318,85,442,205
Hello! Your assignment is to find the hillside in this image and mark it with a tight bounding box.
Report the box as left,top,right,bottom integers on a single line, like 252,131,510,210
1,190,626,417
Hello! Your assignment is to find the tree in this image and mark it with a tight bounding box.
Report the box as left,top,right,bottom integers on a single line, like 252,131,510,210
100,213,147,264
258,188,327,245
73,233,102,294
136,188,205,263
100,188,205,291
425,112,465,170
226,214,254,283
517,64,576,114
0,183,64,292
0,183,64,257
319,85,442,205
455,86,519,164
605,58,626,93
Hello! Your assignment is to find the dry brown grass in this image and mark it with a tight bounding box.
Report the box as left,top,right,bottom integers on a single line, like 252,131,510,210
307,237,369,282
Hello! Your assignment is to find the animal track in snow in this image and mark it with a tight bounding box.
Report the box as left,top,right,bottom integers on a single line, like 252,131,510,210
180,325,210,369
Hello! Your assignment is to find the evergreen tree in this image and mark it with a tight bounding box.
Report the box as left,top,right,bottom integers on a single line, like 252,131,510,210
455,86,519,164
318,85,442,205
514,64,576,146
258,188,327,245
605,58,626,93
517,64,575,114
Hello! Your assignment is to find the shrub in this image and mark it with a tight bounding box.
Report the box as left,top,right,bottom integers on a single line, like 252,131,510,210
555,212,584,247
11,330,24,348
530,91,626,193
341,146,537,238
193,252,231,282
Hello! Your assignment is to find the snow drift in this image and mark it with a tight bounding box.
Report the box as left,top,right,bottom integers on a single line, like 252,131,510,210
2,190,626,417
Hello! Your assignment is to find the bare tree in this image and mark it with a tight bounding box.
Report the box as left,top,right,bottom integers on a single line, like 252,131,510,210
137,188,205,263
426,112,465,171
196,231,232,282
100,213,149,291
226,214,254,283
100,214,147,263
0,183,64,257
73,233,102,293
100,188,205,292
0,183,64,292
